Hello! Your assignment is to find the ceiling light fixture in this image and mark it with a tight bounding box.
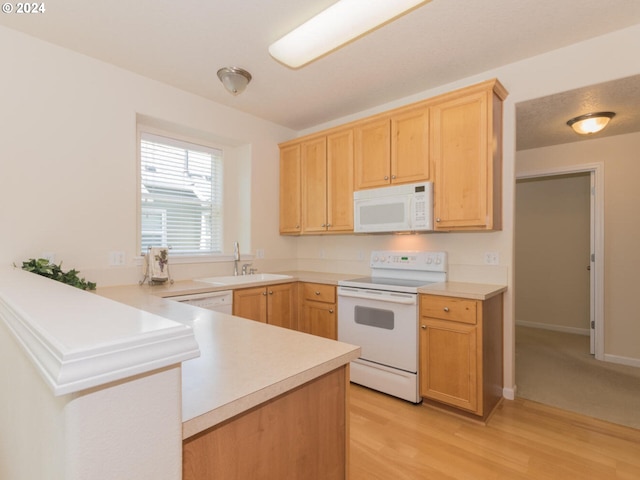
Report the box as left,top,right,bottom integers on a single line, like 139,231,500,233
217,67,252,96
269,0,430,69
566,112,615,135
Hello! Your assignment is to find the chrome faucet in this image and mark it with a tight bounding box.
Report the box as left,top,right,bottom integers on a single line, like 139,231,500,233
233,241,240,276
242,263,252,275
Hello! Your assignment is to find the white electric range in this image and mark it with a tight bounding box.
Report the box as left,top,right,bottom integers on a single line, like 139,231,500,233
337,250,447,403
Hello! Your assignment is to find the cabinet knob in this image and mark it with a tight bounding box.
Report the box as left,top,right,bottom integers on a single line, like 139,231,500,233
321,223,326,227
329,309,334,314
436,218,441,223
421,325,426,330
268,290,273,295
391,175,396,179
326,223,331,227
384,175,389,180
443,307,450,312
262,292,267,296
296,224,300,229
315,291,321,295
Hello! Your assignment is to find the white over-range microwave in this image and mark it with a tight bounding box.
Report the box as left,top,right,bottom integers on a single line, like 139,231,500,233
353,182,433,233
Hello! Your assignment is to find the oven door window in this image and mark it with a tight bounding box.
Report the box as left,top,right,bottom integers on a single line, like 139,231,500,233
355,306,394,330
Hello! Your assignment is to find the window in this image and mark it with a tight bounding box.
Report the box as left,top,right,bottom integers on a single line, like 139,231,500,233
139,132,223,256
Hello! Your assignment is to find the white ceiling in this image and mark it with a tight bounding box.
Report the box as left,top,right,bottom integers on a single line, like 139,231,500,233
2,0,640,148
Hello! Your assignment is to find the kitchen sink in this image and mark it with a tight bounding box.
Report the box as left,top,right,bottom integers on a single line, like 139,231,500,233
195,273,293,286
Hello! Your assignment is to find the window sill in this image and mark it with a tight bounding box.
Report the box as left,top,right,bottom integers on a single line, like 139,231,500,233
135,253,254,266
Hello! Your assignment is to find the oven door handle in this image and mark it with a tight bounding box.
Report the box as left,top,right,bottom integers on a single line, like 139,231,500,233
337,289,416,305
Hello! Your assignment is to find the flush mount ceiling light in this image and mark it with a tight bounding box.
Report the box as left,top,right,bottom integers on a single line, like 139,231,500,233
566,112,615,135
269,0,430,68
217,67,252,96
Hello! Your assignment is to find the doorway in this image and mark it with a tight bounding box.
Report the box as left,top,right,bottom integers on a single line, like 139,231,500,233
515,173,591,338
515,163,604,359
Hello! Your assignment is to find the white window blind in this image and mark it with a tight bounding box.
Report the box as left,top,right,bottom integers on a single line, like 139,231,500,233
140,132,223,255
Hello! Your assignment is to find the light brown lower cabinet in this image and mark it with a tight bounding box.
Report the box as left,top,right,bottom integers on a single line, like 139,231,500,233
232,283,296,329
183,366,349,480
298,282,337,340
419,293,503,420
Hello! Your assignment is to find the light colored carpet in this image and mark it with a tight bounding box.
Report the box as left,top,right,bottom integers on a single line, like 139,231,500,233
515,326,640,430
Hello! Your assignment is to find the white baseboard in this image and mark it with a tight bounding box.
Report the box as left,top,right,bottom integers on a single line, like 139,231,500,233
503,385,516,400
603,354,640,368
516,320,590,336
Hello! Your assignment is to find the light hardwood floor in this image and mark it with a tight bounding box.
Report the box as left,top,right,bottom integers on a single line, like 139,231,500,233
349,384,640,479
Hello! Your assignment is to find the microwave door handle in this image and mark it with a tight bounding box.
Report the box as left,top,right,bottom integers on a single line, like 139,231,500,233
337,289,416,305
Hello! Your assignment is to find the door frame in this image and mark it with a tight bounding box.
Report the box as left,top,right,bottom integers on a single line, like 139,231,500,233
516,162,604,360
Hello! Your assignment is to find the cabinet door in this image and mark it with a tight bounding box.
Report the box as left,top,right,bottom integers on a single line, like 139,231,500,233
391,107,430,184
233,287,267,323
279,144,302,234
300,301,337,340
326,129,354,232
267,283,296,330
301,137,328,233
430,90,491,230
354,118,391,190
419,318,479,413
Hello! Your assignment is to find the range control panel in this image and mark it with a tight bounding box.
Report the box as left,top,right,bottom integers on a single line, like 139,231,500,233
370,250,447,272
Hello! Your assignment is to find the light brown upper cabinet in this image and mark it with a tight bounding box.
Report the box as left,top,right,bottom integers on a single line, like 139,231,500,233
301,137,328,233
279,78,507,234
279,144,301,234
300,130,354,234
354,107,430,190
326,129,354,232
430,79,507,231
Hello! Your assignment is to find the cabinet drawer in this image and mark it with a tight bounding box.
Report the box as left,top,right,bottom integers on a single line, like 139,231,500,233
302,283,336,304
421,295,477,324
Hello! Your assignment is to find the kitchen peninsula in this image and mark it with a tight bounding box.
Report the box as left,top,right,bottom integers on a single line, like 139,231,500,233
0,268,360,480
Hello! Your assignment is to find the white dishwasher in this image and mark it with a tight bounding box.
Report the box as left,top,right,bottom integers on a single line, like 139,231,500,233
167,290,233,314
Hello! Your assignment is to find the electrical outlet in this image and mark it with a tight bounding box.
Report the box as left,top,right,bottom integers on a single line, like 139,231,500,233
109,251,126,266
256,248,265,259
484,252,499,265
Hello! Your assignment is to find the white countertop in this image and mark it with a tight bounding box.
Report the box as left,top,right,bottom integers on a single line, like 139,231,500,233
0,268,199,396
418,281,507,300
97,281,361,439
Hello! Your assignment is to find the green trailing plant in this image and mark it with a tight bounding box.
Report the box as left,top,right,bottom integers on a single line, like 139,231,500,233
18,258,97,291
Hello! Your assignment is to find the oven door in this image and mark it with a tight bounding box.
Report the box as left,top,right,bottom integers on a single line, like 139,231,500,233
337,286,418,372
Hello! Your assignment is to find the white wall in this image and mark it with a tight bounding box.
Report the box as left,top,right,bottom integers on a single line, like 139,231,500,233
517,132,640,363
0,26,297,286
515,174,591,334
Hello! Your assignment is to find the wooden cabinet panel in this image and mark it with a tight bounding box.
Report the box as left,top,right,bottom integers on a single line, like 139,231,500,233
299,282,337,340
233,283,296,329
419,318,479,412
430,80,505,231
354,118,391,189
233,286,267,323
301,137,328,233
420,295,477,324
183,366,348,480
302,282,336,304
267,283,296,330
300,300,337,340
279,144,301,234
326,130,354,232
391,107,430,184
419,292,504,420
